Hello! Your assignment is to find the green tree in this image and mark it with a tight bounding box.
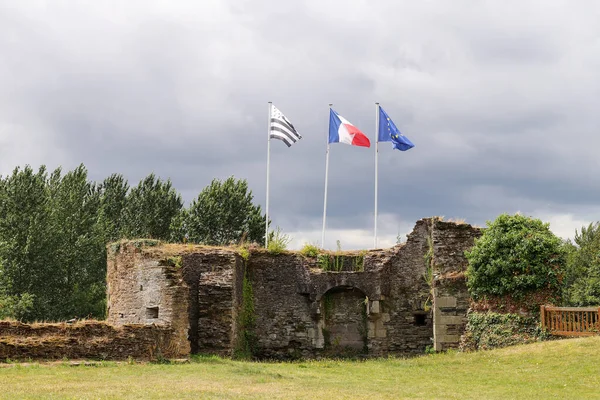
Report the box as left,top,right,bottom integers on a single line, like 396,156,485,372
45,165,105,320
562,222,600,306
465,213,565,301
0,165,190,322
186,177,266,246
0,290,34,320
97,174,129,242
0,166,53,321
122,174,183,240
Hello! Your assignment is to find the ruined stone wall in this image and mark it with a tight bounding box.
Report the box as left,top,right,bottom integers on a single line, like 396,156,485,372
431,220,482,351
104,218,481,359
0,321,182,361
106,241,190,355
248,253,314,358
246,220,442,359
182,250,241,356
373,219,435,356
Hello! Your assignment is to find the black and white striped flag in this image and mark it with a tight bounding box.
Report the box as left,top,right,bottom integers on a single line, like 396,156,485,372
270,105,302,147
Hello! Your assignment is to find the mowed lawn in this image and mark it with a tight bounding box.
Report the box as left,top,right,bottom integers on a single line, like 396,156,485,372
2,337,600,400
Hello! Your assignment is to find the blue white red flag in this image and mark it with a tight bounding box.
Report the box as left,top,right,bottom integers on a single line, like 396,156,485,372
328,109,370,147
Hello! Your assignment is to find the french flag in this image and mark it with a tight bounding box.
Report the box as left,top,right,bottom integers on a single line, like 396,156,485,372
328,109,371,147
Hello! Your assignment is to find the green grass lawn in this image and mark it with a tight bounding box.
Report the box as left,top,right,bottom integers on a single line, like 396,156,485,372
1,337,600,399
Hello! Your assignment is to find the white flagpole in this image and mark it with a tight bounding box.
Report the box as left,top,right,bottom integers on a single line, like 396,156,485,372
321,103,332,248
265,101,272,248
374,102,380,248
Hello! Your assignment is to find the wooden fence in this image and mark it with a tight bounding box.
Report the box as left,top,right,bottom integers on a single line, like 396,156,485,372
541,305,600,336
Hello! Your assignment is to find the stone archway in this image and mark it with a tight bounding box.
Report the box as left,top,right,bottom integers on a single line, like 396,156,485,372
318,286,368,355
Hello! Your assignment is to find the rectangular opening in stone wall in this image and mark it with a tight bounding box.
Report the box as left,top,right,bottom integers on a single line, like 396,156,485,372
413,312,427,326
146,306,159,319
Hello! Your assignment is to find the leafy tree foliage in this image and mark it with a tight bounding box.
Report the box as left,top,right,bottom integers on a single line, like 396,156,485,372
97,174,129,242
562,222,600,306
0,165,266,321
186,177,266,246
123,174,183,240
45,166,105,319
465,214,565,300
0,291,34,320
0,166,52,320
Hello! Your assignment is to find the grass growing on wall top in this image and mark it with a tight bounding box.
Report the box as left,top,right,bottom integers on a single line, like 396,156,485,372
1,337,600,399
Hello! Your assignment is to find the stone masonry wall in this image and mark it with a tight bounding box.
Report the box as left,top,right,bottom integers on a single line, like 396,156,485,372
106,241,190,355
182,250,241,356
431,220,482,351
248,252,314,359
104,218,481,359
0,321,182,361
373,219,435,356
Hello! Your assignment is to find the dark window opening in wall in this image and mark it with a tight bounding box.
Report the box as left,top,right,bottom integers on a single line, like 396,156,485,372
139,285,143,291
414,313,427,326
146,306,159,319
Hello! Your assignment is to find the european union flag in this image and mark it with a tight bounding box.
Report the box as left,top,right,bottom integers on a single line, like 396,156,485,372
378,107,414,151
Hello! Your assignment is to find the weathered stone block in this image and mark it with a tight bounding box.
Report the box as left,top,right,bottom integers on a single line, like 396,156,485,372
439,315,465,325
435,296,457,308
371,300,380,314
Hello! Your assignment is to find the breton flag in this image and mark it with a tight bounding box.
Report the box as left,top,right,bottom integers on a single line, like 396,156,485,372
328,109,371,147
378,107,414,151
270,104,302,147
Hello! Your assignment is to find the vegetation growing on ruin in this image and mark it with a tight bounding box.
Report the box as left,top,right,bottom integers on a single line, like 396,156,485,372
354,250,366,272
423,228,434,311
316,246,366,273
238,246,250,261
266,226,291,254
160,255,182,270
300,243,319,257
461,312,549,351
234,268,257,360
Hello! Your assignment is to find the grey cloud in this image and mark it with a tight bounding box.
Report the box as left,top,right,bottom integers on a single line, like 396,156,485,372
1,0,599,248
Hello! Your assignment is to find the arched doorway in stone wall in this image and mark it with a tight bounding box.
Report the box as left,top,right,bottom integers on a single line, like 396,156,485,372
319,286,368,355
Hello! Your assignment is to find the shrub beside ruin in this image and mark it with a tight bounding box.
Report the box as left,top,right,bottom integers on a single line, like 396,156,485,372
461,214,565,350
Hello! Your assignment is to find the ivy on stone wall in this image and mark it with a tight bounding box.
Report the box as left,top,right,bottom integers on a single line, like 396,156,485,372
234,267,256,359
460,312,549,351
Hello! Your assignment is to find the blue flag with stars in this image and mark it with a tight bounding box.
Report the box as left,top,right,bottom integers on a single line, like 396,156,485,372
378,107,414,151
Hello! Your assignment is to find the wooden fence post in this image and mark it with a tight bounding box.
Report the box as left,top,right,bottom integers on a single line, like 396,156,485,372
541,305,546,331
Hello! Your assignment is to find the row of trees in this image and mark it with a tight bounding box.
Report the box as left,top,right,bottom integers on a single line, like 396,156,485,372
466,213,600,308
0,165,266,321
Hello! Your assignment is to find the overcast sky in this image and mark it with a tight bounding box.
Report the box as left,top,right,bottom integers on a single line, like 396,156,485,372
1,0,599,249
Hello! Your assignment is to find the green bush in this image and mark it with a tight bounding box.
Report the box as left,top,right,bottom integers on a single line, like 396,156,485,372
465,213,565,300
300,243,320,257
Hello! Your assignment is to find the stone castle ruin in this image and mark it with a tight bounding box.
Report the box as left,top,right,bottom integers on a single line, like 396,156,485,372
106,218,481,359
